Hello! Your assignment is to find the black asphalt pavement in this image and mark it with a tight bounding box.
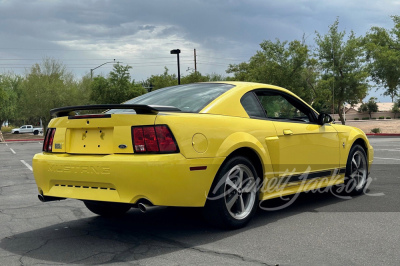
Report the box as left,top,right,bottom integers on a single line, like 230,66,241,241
0,138,399,265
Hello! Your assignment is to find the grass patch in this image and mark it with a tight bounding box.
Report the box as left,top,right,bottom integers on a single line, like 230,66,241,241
362,117,370,120
386,117,391,119
371,128,381,133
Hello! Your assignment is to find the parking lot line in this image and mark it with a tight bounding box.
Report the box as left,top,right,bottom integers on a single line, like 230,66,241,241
374,149,400,152
374,157,400,161
20,160,33,171
9,148,16,154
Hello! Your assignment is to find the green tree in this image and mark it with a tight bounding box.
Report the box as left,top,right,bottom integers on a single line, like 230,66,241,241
143,68,226,91
226,38,321,104
364,16,400,102
20,58,85,129
392,98,400,118
315,18,369,125
90,64,147,104
206,73,226,81
145,67,178,91
77,75,93,104
180,71,226,84
359,97,379,118
0,73,21,130
181,71,209,84
392,103,400,118
90,76,110,104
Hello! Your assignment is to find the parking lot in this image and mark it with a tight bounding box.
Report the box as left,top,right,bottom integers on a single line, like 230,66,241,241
0,138,400,265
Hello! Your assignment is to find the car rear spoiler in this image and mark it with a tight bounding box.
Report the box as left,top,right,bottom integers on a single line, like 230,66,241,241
50,104,181,117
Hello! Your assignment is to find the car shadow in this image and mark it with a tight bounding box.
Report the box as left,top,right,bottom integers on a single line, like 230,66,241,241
0,189,374,264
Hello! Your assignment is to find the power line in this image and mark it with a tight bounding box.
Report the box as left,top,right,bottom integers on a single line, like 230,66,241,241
0,56,194,61
197,62,231,67
197,55,248,61
0,47,202,52
0,60,194,66
1,63,180,69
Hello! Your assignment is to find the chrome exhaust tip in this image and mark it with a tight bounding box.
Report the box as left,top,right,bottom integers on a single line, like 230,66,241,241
38,194,45,202
138,203,148,213
38,194,65,202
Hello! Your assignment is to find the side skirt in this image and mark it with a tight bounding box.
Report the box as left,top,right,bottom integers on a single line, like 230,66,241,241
259,168,345,201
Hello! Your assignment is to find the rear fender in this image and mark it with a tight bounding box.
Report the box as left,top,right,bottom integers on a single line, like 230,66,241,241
216,132,274,180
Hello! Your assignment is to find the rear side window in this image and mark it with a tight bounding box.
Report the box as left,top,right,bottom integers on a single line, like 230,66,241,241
241,92,266,118
108,83,234,114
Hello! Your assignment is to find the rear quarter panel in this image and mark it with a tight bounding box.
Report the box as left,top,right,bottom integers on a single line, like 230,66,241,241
155,113,277,180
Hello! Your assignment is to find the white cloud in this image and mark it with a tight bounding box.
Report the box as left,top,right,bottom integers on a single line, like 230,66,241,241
0,0,399,101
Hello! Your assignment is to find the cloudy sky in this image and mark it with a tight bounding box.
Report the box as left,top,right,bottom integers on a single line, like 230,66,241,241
0,0,399,101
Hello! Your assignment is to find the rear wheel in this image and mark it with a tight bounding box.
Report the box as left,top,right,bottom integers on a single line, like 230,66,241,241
343,144,368,195
204,156,260,229
33,130,39,135
84,200,131,217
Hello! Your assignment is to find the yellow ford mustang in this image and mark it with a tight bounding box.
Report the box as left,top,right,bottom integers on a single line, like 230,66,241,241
33,82,373,229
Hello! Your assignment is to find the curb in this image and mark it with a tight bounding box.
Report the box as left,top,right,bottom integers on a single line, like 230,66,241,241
366,133,400,137
3,139,44,142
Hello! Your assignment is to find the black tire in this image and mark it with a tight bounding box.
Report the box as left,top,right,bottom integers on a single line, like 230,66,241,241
33,130,39,135
203,156,260,229
343,144,368,195
84,200,131,217
13,131,19,134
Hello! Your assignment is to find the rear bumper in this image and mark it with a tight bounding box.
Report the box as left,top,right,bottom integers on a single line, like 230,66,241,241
33,153,224,207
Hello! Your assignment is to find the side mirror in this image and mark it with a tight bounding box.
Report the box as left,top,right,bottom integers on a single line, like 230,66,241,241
318,113,333,125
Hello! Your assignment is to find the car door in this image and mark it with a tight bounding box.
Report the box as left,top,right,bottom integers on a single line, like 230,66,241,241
250,89,340,183
20,126,27,133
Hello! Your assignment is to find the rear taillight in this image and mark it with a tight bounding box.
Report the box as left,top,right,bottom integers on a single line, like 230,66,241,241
132,125,179,153
155,125,178,152
43,128,56,152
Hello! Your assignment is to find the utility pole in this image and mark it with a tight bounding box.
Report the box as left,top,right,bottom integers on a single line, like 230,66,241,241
194,48,197,73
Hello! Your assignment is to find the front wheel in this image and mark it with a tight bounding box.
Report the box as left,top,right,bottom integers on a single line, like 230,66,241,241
204,156,260,229
343,144,368,195
84,200,131,217
13,131,19,134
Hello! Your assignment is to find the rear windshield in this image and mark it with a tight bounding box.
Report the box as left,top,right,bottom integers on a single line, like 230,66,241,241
107,83,234,114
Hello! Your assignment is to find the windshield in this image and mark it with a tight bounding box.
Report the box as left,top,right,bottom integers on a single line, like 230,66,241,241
107,83,234,114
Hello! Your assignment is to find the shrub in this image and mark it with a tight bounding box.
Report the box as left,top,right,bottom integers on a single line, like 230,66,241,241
354,117,359,120
386,117,391,119
1,126,13,133
378,116,385,119
371,117,377,119
362,117,370,120
371,128,381,133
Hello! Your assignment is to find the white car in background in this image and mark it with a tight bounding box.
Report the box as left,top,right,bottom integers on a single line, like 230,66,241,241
11,125,43,135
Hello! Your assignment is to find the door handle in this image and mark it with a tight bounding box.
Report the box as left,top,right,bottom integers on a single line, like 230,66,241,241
283,129,293,135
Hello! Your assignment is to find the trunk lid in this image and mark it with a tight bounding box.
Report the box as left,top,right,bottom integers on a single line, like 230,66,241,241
51,114,156,154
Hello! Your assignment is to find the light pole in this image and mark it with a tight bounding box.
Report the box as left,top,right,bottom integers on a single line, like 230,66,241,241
170,49,181,85
90,59,116,80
